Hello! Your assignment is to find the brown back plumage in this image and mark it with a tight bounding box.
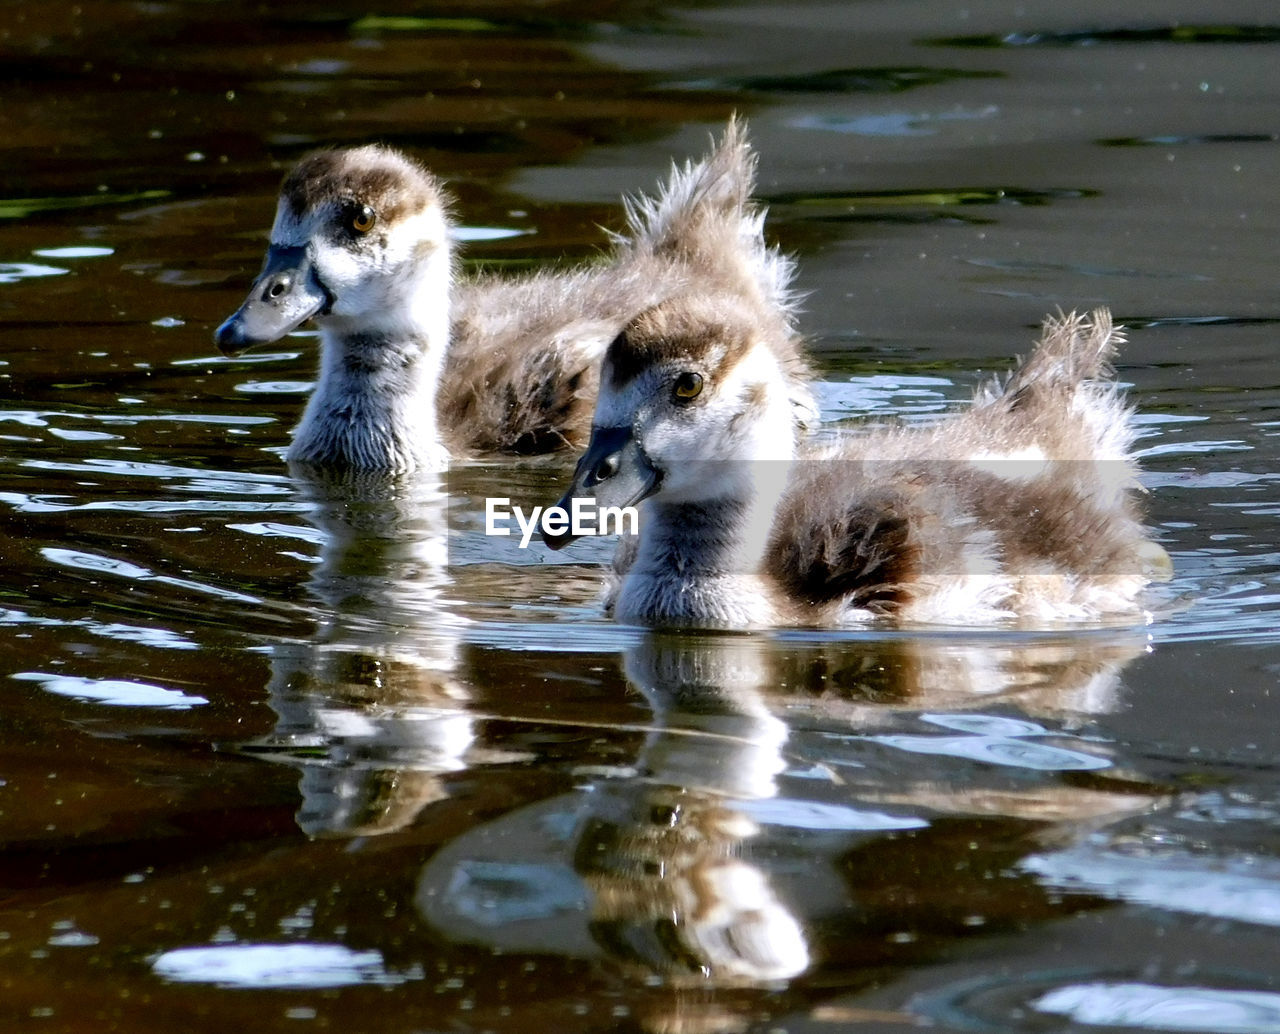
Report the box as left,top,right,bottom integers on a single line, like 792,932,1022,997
766,309,1161,623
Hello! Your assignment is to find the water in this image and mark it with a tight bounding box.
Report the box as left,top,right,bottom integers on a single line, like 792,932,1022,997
4,1,1280,1030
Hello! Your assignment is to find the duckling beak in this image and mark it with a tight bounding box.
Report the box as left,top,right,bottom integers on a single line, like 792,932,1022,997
542,425,661,550
214,244,332,356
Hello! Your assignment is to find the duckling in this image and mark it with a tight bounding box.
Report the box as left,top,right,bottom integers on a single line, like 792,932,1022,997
544,297,1172,628
214,118,805,472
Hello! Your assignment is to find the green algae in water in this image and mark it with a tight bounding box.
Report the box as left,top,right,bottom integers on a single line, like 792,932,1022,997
933,24,1280,47
774,187,1096,208
0,189,170,220
351,15,504,33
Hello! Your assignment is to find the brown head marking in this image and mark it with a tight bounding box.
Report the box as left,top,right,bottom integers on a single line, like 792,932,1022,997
605,293,757,391
280,145,446,227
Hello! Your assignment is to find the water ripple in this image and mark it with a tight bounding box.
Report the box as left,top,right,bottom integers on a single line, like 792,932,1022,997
152,943,420,990
735,797,928,832
13,671,208,709
0,262,68,284
21,456,287,484
1035,982,1280,1033
872,713,1111,771
0,607,200,650
0,492,308,515
919,970,1280,1033
41,547,262,604
1021,840,1280,927
933,25,1280,47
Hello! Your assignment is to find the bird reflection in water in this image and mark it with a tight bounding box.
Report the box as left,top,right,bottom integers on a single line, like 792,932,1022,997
244,466,485,837
237,471,1166,1004
413,631,1163,999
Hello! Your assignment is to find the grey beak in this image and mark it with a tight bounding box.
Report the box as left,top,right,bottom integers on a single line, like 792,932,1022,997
542,424,661,550
214,244,332,356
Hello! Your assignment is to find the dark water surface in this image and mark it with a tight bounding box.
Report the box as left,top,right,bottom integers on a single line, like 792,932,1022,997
4,1,1280,1031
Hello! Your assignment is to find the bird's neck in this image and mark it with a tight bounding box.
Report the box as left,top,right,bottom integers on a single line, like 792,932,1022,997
643,493,769,574
617,463,793,627
290,274,452,473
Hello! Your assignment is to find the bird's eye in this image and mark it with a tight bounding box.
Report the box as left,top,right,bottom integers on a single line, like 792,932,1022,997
350,205,377,234
672,371,703,401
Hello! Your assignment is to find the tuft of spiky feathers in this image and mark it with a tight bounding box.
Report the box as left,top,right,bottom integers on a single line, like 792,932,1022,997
443,117,813,454
613,115,803,335
767,308,1162,624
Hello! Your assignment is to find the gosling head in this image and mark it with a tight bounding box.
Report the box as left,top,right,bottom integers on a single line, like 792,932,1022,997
215,145,453,355
544,291,798,549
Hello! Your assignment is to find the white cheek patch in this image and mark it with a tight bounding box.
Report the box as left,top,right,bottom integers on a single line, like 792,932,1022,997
968,446,1049,482
309,238,367,301
381,207,447,264
719,345,794,461
720,344,783,414
726,343,774,383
